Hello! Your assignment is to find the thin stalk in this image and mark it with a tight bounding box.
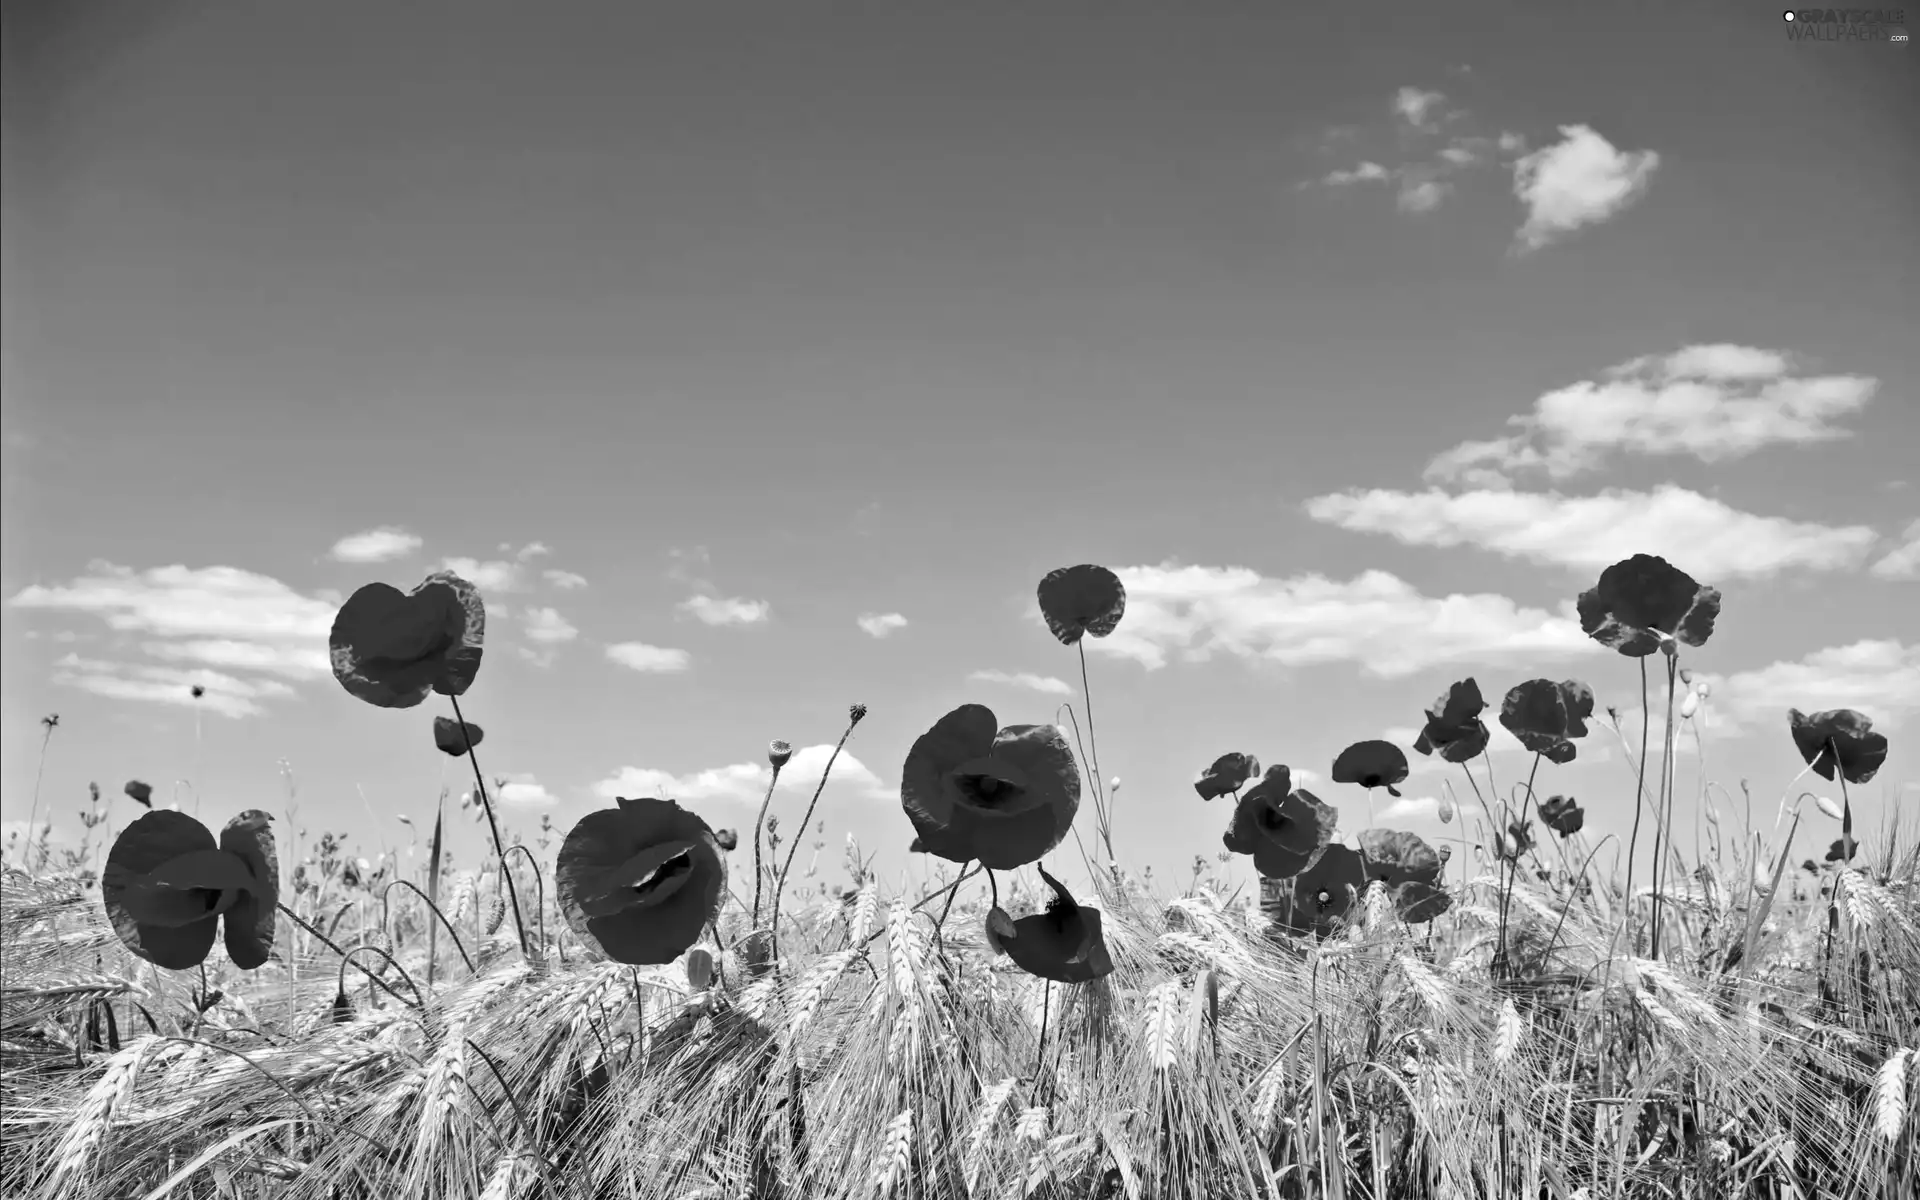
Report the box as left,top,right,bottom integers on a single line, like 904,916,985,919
20,716,58,870
750,761,785,928
771,709,864,952
1649,651,1679,958
447,696,530,960
1076,641,1113,863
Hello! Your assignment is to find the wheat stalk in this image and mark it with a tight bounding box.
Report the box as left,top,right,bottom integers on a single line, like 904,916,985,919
1877,1047,1912,1143
872,1108,913,1199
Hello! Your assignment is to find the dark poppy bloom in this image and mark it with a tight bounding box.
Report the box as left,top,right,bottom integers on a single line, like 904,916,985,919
990,867,1113,984
1825,835,1858,864
1036,564,1126,646
1332,741,1409,797
1539,794,1584,836
1222,766,1337,878
900,704,1080,871
1413,679,1492,764
124,780,153,809
101,810,279,971
1500,679,1595,764
556,796,727,966
1194,752,1261,801
432,716,484,757
1577,554,1720,657
1496,819,1535,861
1356,828,1452,922
1268,845,1365,938
329,570,485,709
1788,708,1888,785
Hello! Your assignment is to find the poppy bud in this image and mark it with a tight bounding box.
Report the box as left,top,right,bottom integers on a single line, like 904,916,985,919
1436,798,1454,824
686,947,714,991
1695,681,1711,698
1680,691,1699,720
849,704,868,724
768,740,793,769
1679,668,1693,686
1813,795,1843,821
714,828,739,851
190,685,206,699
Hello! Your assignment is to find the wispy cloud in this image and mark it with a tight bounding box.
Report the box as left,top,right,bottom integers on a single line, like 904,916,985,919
604,642,692,673
680,595,771,627
329,527,423,563
1307,485,1878,578
496,772,559,806
1393,86,1447,130
592,743,890,804
1423,345,1876,487
857,611,909,639
520,607,579,644
1512,124,1660,252
10,562,334,716
1698,640,1920,732
440,557,526,593
543,569,590,590
1870,519,1920,581
967,669,1074,696
1378,795,1442,822
1078,563,1596,679
1319,161,1391,187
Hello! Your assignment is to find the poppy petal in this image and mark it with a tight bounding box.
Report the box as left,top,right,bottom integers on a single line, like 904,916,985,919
1577,555,1721,657
900,704,1000,863
556,797,725,966
578,839,699,918
329,572,486,709
218,811,278,970
1331,741,1410,790
102,811,221,970
1788,708,1889,785
1037,564,1126,646
902,707,1080,870
433,716,484,757
1194,752,1260,801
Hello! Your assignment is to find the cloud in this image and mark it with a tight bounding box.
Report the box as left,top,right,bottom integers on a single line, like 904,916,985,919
520,607,579,644
967,670,1074,696
591,744,890,805
1393,86,1447,129
1870,519,1920,581
679,595,771,627
496,773,558,806
10,562,335,716
1378,796,1442,822
1320,161,1392,187
329,527,423,563
1397,176,1451,213
1076,563,1596,680
1512,124,1660,252
515,542,551,562
440,557,526,592
1306,484,1878,578
1699,640,1920,732
1423,345,1877,486
543,569,590,590
605,642,692,673
50,652,297,718
857,612,909,639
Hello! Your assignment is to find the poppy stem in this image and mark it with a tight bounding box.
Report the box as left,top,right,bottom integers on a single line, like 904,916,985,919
277,902,420,1009
447,696,531,961
19,717,57,871
750,763,784,929
770,711,862,958
1494,753,1543,977
1076,641,1114,868
1648,653,1679,959
1621,657,1653,955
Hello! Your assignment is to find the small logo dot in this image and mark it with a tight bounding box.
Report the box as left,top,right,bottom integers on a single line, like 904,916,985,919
1783,9,1795,19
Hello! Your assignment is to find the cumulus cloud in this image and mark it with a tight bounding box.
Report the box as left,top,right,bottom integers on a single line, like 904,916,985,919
10,562,335,716
329,527,423,563
857,612,910,639
605,642,692,673
520,607,579,644
543,569,590,590
967,670,1074,696
514,542,551,562
1512,124,1660,252
679,595,771,626
1307,484,1877,578
1075,563,1595,679
440,557,526,592
496,773,558,806
1394,86,1447,129
1698,640,1920,732
1377,796,1442,822
1423,345,1877,486
1870,519,1920,581
592,744,890,805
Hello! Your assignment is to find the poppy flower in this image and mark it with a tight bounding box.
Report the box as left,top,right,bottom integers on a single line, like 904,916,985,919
1538,795,1584,837
101,809,279,971
556,796,727,966
1788,708,1889,785
432,716,484,757
1332,741,1409,797
1356,828,1453,923
124,780,153,809
1499,679,1595,764
1576,555,1721,658
329,570,486,709
1412,679,1491,764
992,866,1113,984
1193,752,1261,802
1222,766,1338,878
1495,819,1535,861
899,704,1081,871
1267,845,1365,938
1825,835,1858,864
1036,565,1126,647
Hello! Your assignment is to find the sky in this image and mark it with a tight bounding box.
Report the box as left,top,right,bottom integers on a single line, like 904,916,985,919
3,0,1915,902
